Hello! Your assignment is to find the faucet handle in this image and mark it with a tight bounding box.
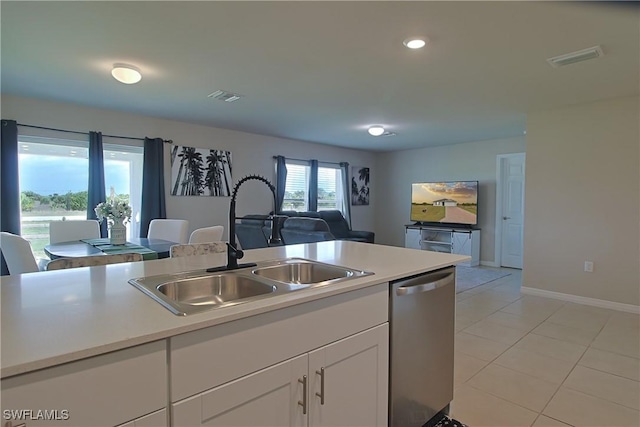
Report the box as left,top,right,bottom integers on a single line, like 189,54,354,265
225,242,244,259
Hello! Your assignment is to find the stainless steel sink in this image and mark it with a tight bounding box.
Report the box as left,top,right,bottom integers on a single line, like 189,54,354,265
129,258,373,316
252,258,371,285
157,275,275,306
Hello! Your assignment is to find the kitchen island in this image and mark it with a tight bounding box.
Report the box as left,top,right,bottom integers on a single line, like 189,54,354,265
1,241,468,427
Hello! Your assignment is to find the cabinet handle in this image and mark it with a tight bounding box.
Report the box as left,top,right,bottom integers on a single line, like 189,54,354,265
315,367,325,405
298,375,307,415
503,216,511,220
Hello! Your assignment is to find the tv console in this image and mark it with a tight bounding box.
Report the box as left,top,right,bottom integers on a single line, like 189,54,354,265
404,224,480,267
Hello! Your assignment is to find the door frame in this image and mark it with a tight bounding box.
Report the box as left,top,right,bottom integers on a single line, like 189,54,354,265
494,152,526,268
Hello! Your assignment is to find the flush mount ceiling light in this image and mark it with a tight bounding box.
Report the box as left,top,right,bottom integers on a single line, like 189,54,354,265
546,46,604,68
403,37,428,49
368,126,385,136
111,64,142,84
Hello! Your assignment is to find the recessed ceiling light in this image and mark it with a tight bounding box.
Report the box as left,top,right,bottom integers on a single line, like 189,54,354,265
403,37,428,49
368,126,385,136
111,63,142,84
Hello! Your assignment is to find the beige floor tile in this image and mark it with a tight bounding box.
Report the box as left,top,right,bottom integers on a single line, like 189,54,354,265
606,312,640,331
455,332,511,361
494,347,576,385
563,365,640,410
454,352,489,387
455,301,501,322
591,324,640,359
463,318,529,345
532,321,600,346
546,304,611,333
579,347,640,381
515,333,587,364
467,364,559,412
501,297,564,320
450,384,538,427
532,415,573,426
462,292,516,308
486,310,545,332
543,387,640,427
455,314,477,331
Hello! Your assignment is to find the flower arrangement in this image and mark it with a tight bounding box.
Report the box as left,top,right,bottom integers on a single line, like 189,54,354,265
95,199,132,224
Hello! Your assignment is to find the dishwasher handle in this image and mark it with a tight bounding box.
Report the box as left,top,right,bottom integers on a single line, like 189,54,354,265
395,271,454,296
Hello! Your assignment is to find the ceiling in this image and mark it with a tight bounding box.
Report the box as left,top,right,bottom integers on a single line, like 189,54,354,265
1,1,638,152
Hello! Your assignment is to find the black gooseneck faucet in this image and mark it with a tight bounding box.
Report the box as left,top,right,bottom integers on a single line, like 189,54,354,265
207,174,284,272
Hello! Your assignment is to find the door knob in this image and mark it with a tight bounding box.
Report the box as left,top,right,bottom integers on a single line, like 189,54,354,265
503,216,511,220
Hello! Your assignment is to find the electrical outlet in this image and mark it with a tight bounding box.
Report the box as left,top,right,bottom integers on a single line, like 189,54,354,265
584,261,594,272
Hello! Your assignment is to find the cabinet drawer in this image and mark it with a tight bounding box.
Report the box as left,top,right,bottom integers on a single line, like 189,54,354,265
1,341,167,427
171,283,388,401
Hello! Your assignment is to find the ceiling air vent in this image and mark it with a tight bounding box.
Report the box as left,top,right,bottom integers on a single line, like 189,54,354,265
547,46,604,68
207,90,243,102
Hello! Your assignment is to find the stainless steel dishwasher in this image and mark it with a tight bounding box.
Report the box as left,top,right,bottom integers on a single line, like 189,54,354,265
389,266,456,427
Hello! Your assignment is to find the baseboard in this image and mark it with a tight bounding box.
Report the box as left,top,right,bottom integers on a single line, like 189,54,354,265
521,287,640,314
480,261,499,267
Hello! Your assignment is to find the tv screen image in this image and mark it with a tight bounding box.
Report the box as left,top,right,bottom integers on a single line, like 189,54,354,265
411,181,478,225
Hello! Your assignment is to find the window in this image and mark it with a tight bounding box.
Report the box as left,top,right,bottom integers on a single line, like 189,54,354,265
283,161,309,211
18,136,143,260
282,160,345,214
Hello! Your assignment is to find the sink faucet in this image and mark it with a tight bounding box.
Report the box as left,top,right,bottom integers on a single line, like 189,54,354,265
207,174,284,272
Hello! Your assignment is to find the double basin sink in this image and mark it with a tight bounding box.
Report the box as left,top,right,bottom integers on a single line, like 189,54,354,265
129,258,373,316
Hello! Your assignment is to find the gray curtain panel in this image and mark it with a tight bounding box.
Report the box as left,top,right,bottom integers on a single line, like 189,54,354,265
275,155,287,213
1,119,20,275
87,131,108,237
308,159,318,211
140,137,167,237
340,162,352,229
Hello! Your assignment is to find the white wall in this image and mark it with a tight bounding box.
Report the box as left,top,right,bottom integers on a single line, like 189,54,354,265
373,136,526,265
2,95,377,240
524,96,639,306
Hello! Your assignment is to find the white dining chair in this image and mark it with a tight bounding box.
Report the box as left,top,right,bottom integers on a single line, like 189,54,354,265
188,226,224,244
49,220,101,244
147,219,189,244
170,242,227,258
0,232,41,274
46,253,144,271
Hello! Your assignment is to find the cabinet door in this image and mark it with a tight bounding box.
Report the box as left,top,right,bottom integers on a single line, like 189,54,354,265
117,409,167,427
405,228,421,249
308,324,389,427
452,231,479,266
173,355,307,427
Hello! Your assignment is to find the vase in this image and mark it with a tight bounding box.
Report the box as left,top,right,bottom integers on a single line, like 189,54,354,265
109,218,127,245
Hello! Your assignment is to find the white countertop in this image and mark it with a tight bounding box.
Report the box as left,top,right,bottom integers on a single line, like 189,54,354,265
0,241,468,378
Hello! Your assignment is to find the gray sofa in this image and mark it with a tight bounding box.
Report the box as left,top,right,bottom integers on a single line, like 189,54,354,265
280,210,374,243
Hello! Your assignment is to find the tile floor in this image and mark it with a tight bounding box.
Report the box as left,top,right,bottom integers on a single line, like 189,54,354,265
449,268,640,427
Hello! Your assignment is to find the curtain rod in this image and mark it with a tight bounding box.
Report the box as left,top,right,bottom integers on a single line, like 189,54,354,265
17,123,173,144
273,155,343,166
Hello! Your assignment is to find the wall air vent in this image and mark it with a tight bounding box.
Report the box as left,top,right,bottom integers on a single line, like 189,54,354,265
207,90,243,102
547,46,604,68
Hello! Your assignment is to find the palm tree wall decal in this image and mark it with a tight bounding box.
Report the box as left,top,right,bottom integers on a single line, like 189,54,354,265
171,145,233,196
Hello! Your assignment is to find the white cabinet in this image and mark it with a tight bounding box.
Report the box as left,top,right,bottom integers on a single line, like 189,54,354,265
1,341,167,427
173,324,388,427
405,225,480,267
309,324,388,427
173,355,308,426
117,409,167,427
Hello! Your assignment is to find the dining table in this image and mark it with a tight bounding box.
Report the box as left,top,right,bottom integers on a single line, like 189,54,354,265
44,237,176,260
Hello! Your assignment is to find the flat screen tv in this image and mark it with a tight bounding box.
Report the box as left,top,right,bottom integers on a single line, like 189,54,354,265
411,181,478,226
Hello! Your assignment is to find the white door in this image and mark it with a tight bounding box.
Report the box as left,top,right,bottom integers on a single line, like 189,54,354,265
172,355,307,427
308,324,389,427
497,153,525,268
